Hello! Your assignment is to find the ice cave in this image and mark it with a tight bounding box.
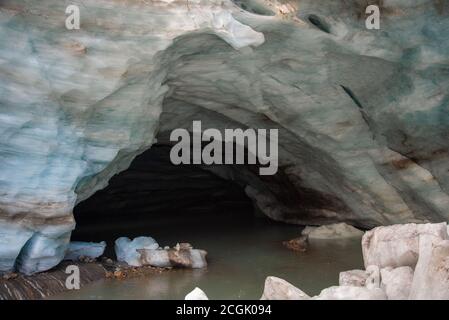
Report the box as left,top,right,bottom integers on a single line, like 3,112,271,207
0,0,449,300
71,144,256,243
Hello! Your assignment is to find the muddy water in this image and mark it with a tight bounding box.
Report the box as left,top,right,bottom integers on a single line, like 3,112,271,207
52,214,363,300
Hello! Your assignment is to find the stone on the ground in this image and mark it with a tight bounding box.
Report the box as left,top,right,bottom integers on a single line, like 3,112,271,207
362,223,448,269
184,249,208,269
315,286,387,300
185,287,209,300
282,236,308,252
380,266,413,300
113,269,126,279
115,236,159,267
138,248,207,269
302,223,364,240
409,238,449,300
260,276,310,300
175,243,193,250
138,249,170,268
64,241,106,261
339,270,368,287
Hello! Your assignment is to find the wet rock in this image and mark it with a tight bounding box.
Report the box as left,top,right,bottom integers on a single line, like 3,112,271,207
380,266,413,300
185,287,209,300
409,238,449,300
115,236,159,267
168,249,195,267
138,249,170,268
178,249,205,268
260,276,310,300
138,248,207,269
302,223,363,240
315,286,387,300
339,270,368,287
113,270,126,279
64,241,106,261
282,236,308,252
362,223,448,269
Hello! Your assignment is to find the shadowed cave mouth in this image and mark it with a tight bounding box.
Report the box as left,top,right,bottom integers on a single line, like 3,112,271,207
72,144,283,256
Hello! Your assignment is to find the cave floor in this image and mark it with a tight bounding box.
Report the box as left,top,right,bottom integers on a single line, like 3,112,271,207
53,215,363,299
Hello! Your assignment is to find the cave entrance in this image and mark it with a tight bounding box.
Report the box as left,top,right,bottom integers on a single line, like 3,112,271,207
69,145,365,300
72,144,258,255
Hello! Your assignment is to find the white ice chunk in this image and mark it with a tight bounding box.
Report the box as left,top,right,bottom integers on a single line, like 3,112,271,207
64,241,106,261
115,236,159,267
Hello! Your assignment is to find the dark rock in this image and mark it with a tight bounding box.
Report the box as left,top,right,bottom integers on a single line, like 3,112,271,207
283,236,308,252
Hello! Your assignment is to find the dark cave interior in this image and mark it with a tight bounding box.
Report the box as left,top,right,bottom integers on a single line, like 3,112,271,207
72,145,259,254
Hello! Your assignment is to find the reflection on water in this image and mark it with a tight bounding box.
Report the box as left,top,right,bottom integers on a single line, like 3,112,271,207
53,215,363,300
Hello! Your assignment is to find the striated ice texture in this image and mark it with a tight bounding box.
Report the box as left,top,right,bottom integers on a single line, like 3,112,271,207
64,241,106,261
15,231,71,275
0,223,34,272
0,0,448,272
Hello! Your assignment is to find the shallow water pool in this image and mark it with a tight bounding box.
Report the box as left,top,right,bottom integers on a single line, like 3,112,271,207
53,216,363,300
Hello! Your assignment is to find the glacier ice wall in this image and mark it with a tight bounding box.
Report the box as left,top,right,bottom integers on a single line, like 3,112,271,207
0,0,448,273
